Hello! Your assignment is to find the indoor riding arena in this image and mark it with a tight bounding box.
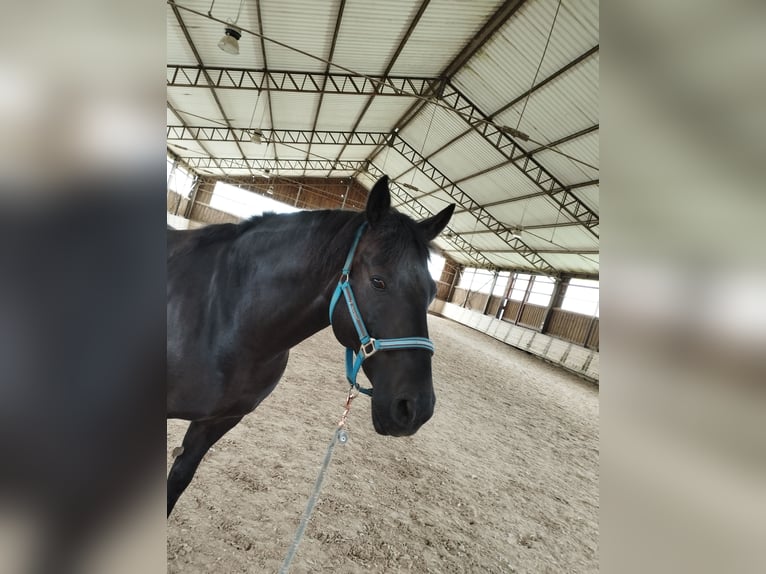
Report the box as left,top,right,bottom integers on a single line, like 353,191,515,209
167,0,599,572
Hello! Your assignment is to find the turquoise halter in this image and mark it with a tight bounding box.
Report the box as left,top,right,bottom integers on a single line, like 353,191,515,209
328,222,435,396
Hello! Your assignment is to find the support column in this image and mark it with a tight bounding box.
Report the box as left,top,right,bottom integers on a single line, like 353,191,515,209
183,177,203,219
482,270,499,315
496,271,516,319
514,274,534,325
541,277,568,334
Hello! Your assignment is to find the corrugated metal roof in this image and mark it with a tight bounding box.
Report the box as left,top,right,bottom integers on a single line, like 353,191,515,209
167,0,599,277
332,0,424,76
260,1,335,72
355,96,420,132
532,129,599,186
400,104,480,159
167,5,198,64
314,94,371,132
390,0,504,76
451,0,598,114
428,129,507,181
268,92,320,129
455,163,545,205
214,88,269,128
495,55,599,143
168,87,229,127
571,185,598,213
486,196,578,228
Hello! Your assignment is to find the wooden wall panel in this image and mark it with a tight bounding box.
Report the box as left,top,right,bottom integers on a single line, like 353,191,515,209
546,310,596,346
518,304,546,330
502,300,522,322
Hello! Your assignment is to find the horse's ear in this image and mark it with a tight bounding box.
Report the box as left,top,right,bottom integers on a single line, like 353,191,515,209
418,204,455,242
365,176,391,226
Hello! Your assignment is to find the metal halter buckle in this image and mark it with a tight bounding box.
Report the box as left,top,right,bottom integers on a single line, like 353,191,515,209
360,339,378,358
339,272,350,284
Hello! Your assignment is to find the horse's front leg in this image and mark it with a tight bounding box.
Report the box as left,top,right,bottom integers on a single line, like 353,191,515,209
167,415,244,516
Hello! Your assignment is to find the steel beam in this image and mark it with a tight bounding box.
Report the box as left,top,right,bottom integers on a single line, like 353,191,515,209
444,248,598,255
167,125,390,146
179,157,364,171
456,220,588,235
167,65,441,96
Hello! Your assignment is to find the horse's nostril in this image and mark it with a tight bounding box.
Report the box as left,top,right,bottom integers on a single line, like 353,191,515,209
394,398,416,427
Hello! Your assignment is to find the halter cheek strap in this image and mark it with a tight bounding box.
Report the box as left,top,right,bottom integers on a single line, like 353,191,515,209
328,222,435,396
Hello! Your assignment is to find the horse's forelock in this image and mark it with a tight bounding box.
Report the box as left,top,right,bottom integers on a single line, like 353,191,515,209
367,211,431,266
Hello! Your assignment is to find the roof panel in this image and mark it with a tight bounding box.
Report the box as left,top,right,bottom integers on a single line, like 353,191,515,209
374,148,413,180
571,185,598,213
269,92,321,129
486,196,577,227
214,88,270,129
455,164,543,205
458,161,546,202
487,252,535,270
355,96,420,131
390,169,442,196
400,103,475,159
340,144,379,161
260,0,336,72
274,142,310,159
391,0,503,75
451,0,598,115
176,1,265,68
299,143,346,161
496,56,599,145
428,130,507,181
519,224,599,251
205,141,245,158
531,129,599,186
167,5,197,65
315,94,371,132
415,192,456,216
534,252,598,275
332,0,424,75
168,87,228,127
168,141,207,157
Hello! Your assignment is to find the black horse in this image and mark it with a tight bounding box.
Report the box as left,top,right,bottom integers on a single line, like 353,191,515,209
167,175,454,515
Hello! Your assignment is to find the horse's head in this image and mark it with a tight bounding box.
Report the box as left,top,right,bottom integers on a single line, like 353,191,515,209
330,176,454,436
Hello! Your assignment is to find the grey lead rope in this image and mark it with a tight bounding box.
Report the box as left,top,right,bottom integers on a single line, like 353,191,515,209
278,427,346,574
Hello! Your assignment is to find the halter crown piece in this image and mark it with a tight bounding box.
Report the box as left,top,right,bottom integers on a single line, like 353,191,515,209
328,222,435,396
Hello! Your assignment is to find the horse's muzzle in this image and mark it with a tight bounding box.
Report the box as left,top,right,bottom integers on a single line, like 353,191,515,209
372,392,435,436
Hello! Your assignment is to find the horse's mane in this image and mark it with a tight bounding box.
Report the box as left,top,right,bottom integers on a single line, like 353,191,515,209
175,208,431,271
189,216,264,248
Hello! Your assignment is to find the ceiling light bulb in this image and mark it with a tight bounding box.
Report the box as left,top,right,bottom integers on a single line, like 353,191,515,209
250,129,262,144
218,26,241,55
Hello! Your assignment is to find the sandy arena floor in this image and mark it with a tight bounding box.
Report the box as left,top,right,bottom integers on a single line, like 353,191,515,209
167,314,599,573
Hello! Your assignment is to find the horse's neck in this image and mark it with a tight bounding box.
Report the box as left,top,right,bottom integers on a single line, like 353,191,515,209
237,211,359,353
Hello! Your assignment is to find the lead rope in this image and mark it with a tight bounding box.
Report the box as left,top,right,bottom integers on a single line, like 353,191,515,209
278,390,357,574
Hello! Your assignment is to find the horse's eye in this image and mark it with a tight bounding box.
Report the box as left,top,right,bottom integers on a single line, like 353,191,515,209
370,276,386,290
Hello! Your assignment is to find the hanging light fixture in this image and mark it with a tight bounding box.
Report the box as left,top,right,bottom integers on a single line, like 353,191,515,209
214,0,246,55
218,25,242,54
250,128,263,143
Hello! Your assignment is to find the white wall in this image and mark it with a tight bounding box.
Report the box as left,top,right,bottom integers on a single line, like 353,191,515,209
429,300,599,384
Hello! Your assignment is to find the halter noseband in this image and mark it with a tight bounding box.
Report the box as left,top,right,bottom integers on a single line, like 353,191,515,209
328,222,435,396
